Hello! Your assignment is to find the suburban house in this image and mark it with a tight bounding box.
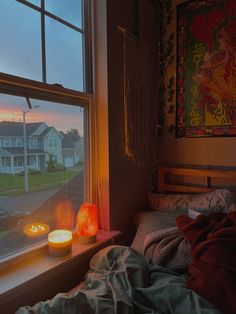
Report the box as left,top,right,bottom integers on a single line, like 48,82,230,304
0,121,83,174
61,131,84,167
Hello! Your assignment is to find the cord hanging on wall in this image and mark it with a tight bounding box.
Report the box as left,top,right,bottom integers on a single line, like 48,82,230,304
118,26,150,167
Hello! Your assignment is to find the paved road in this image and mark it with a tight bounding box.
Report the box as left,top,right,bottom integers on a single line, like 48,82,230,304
0,189,59,214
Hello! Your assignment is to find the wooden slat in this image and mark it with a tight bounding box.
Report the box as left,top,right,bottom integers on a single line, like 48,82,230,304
161,183,213,194
159,167,236,179
157,166,236,193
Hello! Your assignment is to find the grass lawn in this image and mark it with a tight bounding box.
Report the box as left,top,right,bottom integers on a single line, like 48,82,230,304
0,167,82,196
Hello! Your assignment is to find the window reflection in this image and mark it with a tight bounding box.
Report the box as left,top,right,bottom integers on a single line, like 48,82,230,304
46,17,84,90
0,94,85,259
0,0,41,81
45,0,82,28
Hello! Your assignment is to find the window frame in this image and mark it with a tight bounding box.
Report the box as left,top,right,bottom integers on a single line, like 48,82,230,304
0,3,111,310
0,77,97,268
0,0,97,264
14,0,88,90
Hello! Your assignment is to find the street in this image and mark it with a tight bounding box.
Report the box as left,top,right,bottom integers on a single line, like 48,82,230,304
0,188,59,214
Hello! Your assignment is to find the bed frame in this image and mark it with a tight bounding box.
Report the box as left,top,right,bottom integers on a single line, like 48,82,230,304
157,165,236,193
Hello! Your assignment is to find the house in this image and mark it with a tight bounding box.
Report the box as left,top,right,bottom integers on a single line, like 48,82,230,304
0,121,63,174
61,131,84,167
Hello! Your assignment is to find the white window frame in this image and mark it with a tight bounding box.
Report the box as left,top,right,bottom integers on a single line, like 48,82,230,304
16,138,23,146
2,156,11,167
0,1,110,311
32,138,38,145
0,0,96,262
48,137,57,148
3,138,11,147
14,156,24,167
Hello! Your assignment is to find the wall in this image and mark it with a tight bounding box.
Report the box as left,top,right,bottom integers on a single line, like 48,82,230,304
158,0,236,167
106,0,158,235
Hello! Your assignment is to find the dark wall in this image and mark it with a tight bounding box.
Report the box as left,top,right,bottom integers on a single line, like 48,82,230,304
106,0,158,235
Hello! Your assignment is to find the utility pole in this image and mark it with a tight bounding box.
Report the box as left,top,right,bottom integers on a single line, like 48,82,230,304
22,104,40,192
23,109,30,192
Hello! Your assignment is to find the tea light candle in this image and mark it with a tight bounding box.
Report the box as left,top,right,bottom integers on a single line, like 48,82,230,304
48,229,72,258
23,223,49,238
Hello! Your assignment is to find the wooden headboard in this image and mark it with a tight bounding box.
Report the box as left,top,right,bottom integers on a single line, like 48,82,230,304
157,166,236,193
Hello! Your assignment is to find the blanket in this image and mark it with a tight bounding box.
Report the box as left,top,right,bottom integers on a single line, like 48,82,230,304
16,246,221,314
176,212,236,314
143,227,191,270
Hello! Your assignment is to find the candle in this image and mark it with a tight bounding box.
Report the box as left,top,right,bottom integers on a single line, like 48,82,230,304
23,223,49,238
48,229,72,258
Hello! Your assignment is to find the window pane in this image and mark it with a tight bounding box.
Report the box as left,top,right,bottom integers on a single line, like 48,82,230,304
45,0,82,28
46,17,84,91
0,0,42,81
26,0,40,6
0,94,85,259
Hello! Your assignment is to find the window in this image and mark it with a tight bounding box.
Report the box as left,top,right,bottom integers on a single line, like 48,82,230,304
0,0,94,260
0,0,90,92
3,138,11,147
28,155,37,167
48,138,58,148
2,157,11,168
16,138,24,146
14,156,24,167
32,138,38,146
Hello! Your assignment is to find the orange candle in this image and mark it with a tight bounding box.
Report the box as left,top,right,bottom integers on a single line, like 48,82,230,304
48,230,72,258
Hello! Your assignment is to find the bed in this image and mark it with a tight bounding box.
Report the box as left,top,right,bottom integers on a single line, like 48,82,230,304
16,165,236,314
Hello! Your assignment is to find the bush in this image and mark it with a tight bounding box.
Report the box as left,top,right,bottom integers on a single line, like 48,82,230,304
53,163,65,172
16,169,41,176
29,168,41,175
47,155,65,172
46,154,57,172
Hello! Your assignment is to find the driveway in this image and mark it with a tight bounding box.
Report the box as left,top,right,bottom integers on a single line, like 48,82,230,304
0,188,59,214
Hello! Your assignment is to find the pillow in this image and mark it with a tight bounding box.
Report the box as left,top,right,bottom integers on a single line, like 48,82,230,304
131,210,185,254
188,209,202,219
148,189,236,213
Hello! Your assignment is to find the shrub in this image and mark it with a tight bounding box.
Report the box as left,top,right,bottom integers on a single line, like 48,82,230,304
29,168,41,175
47,155,65,172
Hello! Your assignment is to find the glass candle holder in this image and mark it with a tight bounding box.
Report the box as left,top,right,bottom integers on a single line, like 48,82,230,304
48,229,72,258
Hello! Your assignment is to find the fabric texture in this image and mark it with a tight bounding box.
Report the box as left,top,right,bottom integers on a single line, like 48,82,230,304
143,226,191,270
176,212,236,314
16,245,221,314
148,189,236,213
131,210,184,253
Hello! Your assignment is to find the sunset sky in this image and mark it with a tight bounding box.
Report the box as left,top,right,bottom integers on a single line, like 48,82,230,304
0,94,84,136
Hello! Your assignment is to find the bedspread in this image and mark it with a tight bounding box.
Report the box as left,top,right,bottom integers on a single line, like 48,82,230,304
176,212,236,314
16,245,221,314
143,227,190,270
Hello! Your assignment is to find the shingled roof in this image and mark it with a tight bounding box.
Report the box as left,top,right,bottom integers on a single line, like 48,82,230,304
61,132,81,149
0,121,43,137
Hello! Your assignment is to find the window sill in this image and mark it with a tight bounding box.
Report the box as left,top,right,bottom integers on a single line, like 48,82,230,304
0,230,122,314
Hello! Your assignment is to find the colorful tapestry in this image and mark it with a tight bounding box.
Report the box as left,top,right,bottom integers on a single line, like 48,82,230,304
176,0,236,137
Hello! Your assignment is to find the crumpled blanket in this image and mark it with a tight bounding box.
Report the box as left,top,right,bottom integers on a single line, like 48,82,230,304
143,226,191,270
16,245,221,314
176,211,236,314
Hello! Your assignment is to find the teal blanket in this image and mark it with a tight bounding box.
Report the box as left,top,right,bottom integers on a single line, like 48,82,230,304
16,246,221,314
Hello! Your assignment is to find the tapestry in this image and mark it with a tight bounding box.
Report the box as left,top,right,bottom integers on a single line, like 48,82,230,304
176,0,236,137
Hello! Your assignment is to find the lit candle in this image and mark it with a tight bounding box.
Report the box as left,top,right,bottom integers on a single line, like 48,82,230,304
23,223,49,237
48,229,72,258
